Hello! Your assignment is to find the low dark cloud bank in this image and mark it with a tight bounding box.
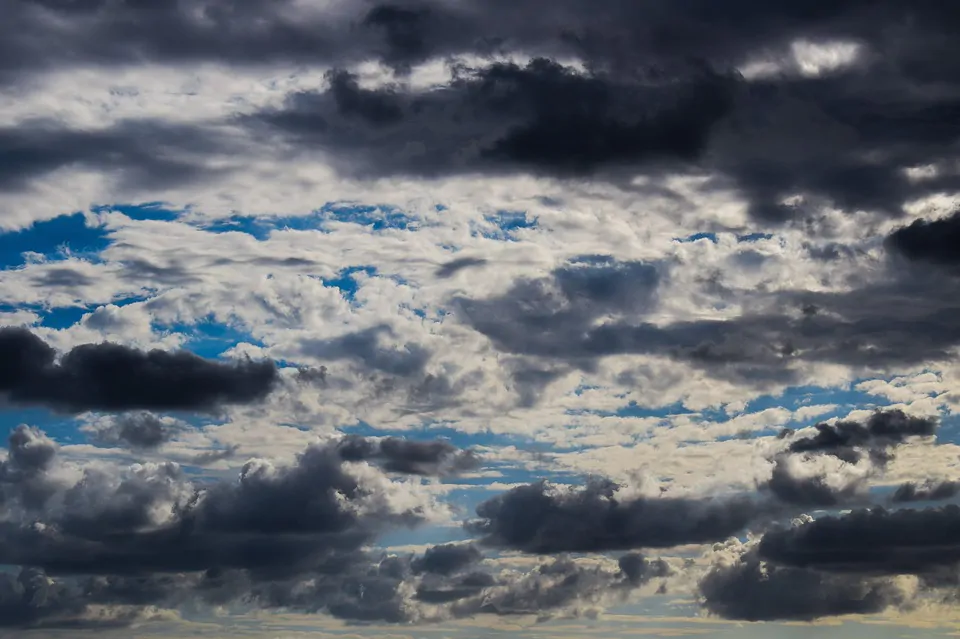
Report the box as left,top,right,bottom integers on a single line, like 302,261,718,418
699,549,908,622
0,424,496,628
0,327,279,413
0,423,673,628
467,478,768,553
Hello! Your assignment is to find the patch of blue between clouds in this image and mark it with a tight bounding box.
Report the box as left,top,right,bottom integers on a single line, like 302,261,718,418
0,295,149,330
155,317,265,359
473,210,538,240
0,204,183,271
320,265,378,302
199,203,421,239
91,202,182,222
674,231,775,244
0,213,109,270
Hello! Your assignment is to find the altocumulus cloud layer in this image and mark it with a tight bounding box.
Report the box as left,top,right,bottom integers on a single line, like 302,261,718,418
2,0,960,635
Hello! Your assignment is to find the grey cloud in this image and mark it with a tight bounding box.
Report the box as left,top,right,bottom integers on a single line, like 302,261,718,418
435,257,487,278
457,259,960,384
0,425,61,510
186,445,241,466
411,543,482,575
892,480,960,503
0,327,279,413
757,410,936,508
300,325,431,378
88,412,184,450
887,209,960,268
784,410,937,465
617,552,671,587
757,506,960,576
337,435,481,476
0,1,958,223
699,549,907,621
0,119,234,194
254,59,735,180
467,478,769,553
759,454,865,508
450,554,664,621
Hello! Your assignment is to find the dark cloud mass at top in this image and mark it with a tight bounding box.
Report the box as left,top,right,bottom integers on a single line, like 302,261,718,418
0,0,957,220
0,327,279,413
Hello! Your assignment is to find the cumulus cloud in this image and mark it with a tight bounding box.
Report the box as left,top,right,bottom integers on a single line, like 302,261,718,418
4,0,960,632
892,480,960,503
337,435,481,476
83,412,186,450
700,547,908,621
467,478,769,553
757,506,960,575
0,327,279,413
783,410,937,465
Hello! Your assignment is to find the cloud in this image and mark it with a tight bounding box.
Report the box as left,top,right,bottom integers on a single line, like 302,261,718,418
887,209,960,267
892,480,960,503
467,478,768,553
0,327,279,413
253,58,737,181
757,410,938,508
336,435,481,476
84,412,186,450
759,453,866,508
699,548,907,621
756,506,960,576
456,257,960,385
411,543,482,575
783,409,937,465
449,554,664,620
0,425,495,626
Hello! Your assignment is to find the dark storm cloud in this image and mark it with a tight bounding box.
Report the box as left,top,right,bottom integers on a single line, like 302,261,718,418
784,410,937,465
757,506,960,575
411,543,482,575
254,59,737,179
0,426,471,624
88,412,183,450
0,327,278,413
239,1,960,218
1,2,958,220
892,480,960,503
887,209,960,268
467,478,768,553
336,435,481,476
699,549,906,621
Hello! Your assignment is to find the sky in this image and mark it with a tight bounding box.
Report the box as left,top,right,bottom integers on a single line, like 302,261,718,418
1,0,960,637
